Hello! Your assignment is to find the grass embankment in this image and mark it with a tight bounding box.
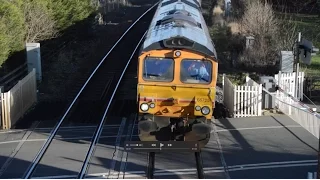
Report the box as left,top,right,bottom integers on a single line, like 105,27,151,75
278,13,320,76
301,55,320,76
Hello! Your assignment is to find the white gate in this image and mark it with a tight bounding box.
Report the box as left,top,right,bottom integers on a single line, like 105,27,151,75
223,74,262,117
275,71,304,101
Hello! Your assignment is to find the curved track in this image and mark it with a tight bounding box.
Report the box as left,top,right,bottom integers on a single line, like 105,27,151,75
22,4,157,178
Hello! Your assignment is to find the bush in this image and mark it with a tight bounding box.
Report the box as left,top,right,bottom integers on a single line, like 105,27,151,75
0,0,96,67
49,0,96,30
0,0,25,66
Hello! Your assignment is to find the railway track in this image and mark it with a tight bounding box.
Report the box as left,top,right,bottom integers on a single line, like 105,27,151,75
22,4,157,178
13,1,208,179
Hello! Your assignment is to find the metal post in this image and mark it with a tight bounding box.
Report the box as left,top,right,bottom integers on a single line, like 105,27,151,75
294,32,301,99
147,152,155,179
195,152,204,179
0,86,2,128
318,124,320,179
308,172,313,179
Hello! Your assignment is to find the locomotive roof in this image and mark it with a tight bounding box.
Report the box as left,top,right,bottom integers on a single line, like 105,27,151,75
141,0,217,58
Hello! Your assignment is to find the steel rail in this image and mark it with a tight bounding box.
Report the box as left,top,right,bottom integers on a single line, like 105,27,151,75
77,29,148,179
22,3,158,178
195,152,204,179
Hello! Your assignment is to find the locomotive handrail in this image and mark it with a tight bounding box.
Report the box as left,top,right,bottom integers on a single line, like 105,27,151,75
22,2,159,178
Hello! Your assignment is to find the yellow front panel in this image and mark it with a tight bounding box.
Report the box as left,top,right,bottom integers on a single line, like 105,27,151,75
138,84,216,119
137,49,218,120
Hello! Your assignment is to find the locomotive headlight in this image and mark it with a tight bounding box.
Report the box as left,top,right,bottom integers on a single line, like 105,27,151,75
201,106,210,115
164,38,194,48
178,38,185,45
140,103,149,112
149,103,155,108
174,50,181,57
195,106,201,111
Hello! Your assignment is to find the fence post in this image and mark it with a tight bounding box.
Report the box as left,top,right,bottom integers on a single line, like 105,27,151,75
233,85,236,118
222,74,225,87
245,76,249,86
222,74,225,103
32,69,37,103
19,81,23,116
302,72,304,101
258,84,262,116
0,86,2,128
3,92,9,129
7,91,11,129
278,71,281,87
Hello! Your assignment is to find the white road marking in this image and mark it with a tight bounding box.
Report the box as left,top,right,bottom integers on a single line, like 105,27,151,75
34,125,128,131
0,135,139,145
227,162,317,172
0,130,26,134
0,124,299,135
1,125,302,145
212,118,230,178
228,159,317,168
32,159,317,179
0,125,138,135
0,121,40,176
213,125,302,133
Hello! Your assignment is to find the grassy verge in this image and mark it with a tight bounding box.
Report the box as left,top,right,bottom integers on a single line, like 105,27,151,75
277,12,320,47
301,55,320,91
301,55,320,76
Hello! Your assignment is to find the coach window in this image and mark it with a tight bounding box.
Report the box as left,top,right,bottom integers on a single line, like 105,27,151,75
143,57,174,82
180,59,212,84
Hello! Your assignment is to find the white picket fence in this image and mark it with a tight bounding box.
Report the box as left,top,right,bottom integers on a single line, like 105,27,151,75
273,71,320,139
273,71,305,118
275,71,304,101
223,74,262,118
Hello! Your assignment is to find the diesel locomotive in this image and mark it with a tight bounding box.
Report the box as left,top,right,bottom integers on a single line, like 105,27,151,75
136,0,218,147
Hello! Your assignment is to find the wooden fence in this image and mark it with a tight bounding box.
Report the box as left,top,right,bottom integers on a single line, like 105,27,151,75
1,69,37,129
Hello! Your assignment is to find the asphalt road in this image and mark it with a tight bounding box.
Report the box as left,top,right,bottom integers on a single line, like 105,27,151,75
0,114,317,179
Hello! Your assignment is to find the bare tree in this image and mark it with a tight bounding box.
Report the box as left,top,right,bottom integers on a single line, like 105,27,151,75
277,16,298,51
24,1,57,43
238,0,281,67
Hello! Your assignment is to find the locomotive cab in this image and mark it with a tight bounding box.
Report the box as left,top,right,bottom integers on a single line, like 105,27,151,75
136,49,217,146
